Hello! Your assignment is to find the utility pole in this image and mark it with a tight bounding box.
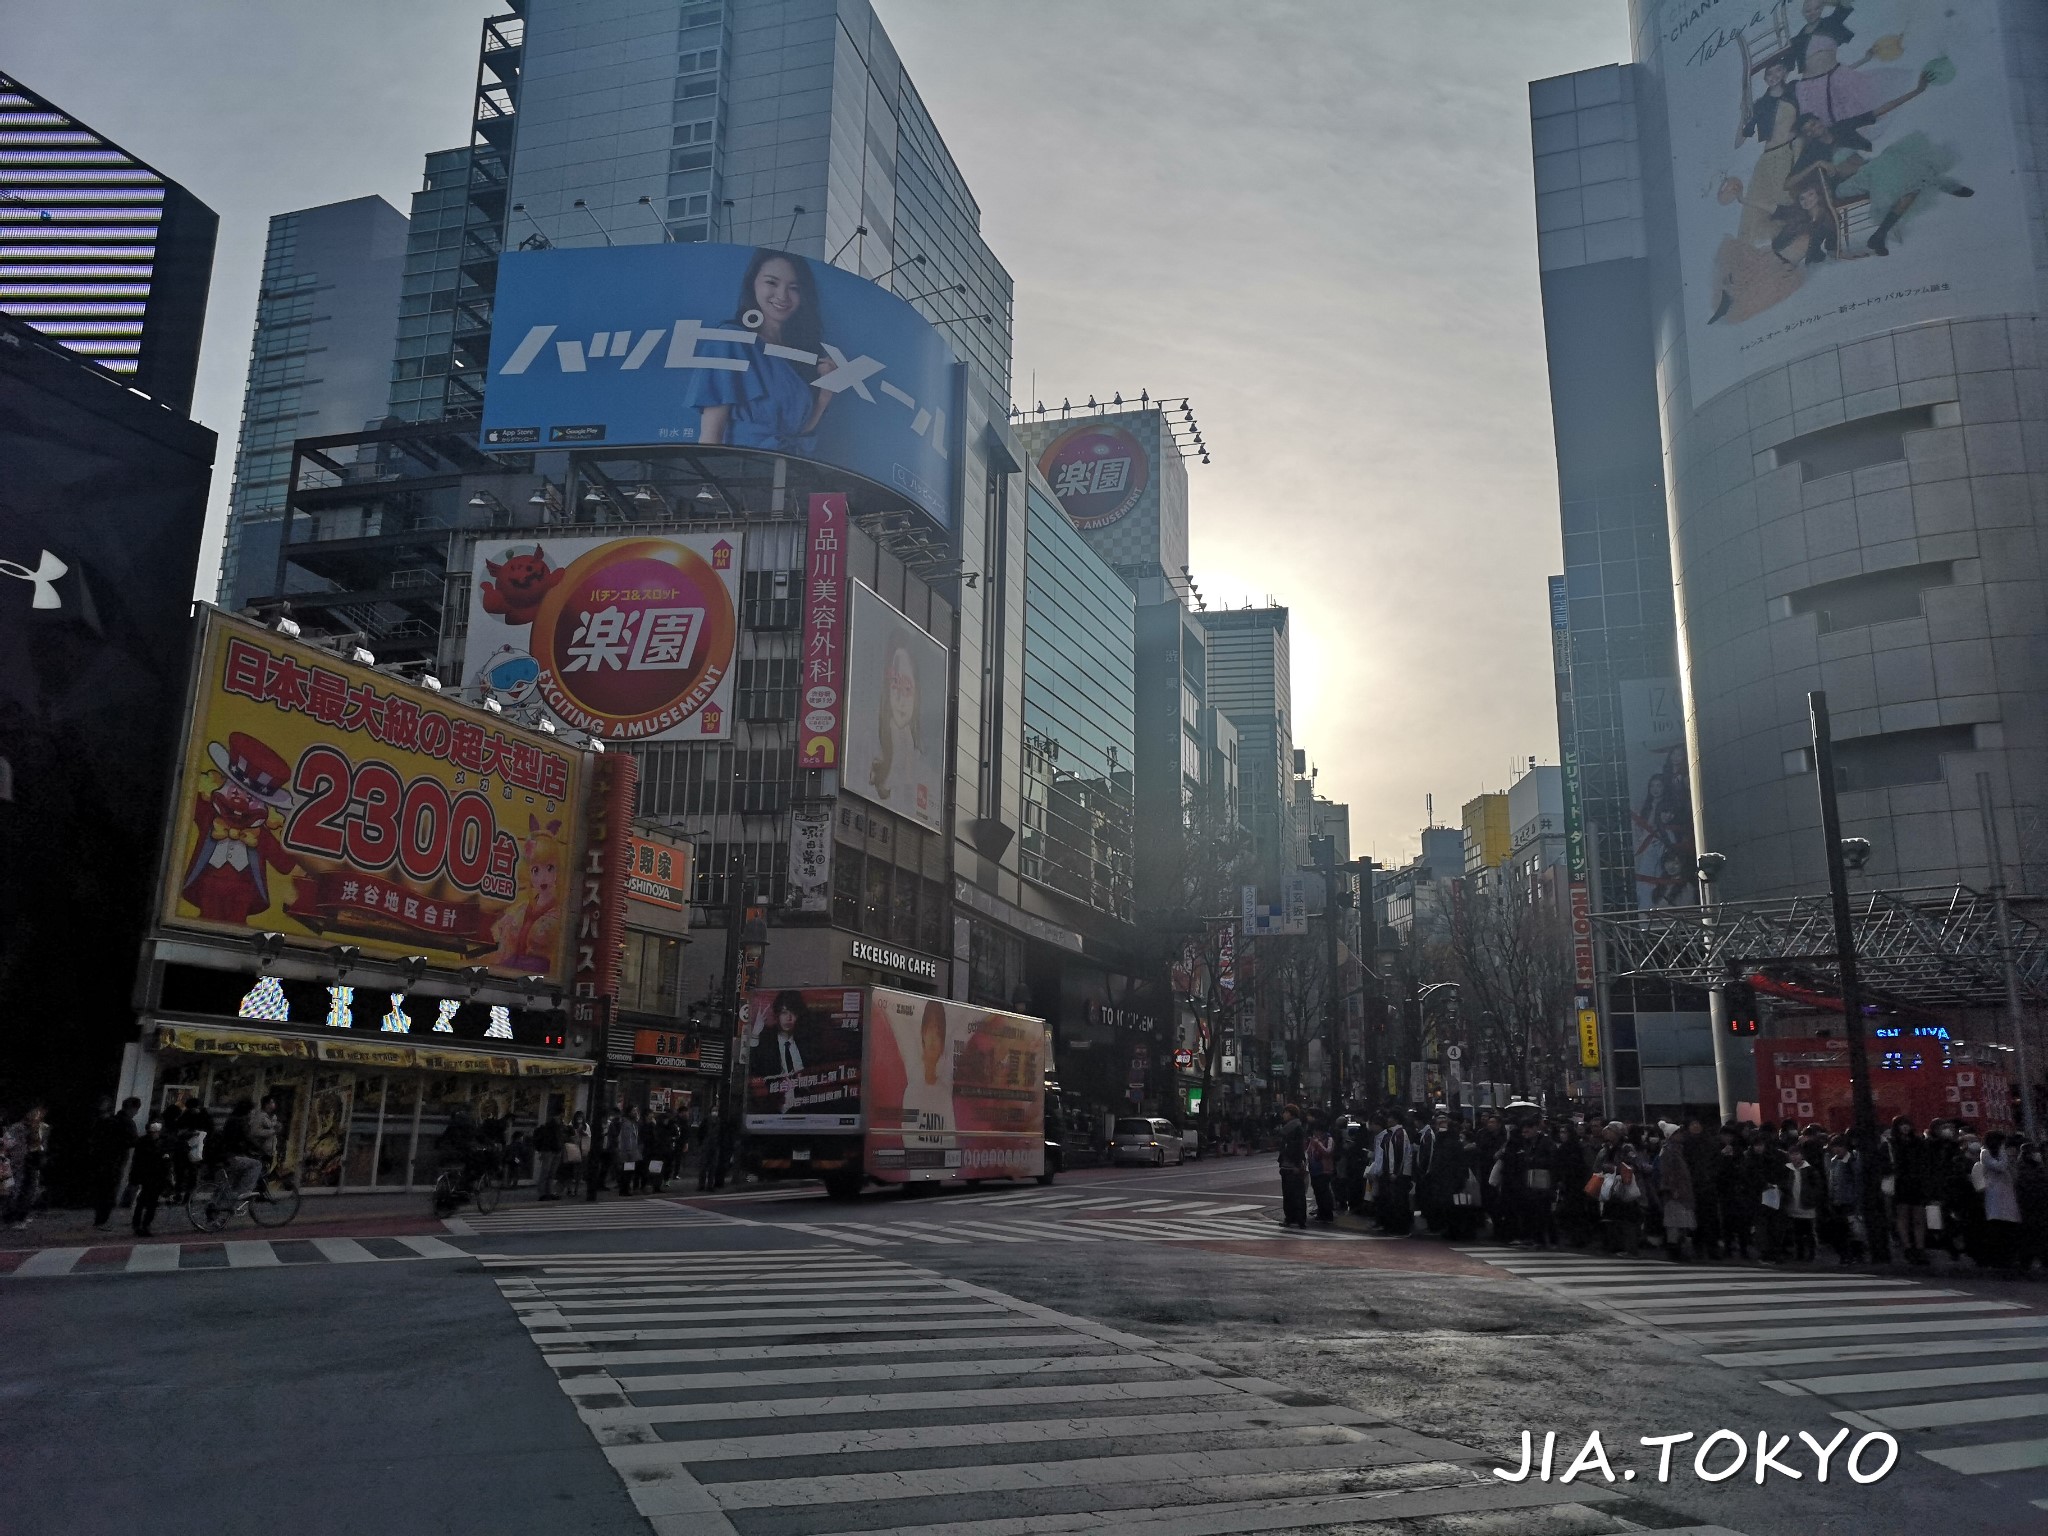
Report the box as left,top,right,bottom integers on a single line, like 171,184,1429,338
1808,691,1890,1262
1977,771,2039,1140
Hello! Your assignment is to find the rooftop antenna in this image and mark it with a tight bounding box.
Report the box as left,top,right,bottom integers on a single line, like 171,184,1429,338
571,199,614,246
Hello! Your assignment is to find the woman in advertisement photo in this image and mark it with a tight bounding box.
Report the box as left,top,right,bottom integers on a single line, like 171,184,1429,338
889,999,956,1146
867,628,936,820
682,248,838,454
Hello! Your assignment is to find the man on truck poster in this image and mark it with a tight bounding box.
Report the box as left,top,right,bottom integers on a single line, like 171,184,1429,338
743,988,862,1126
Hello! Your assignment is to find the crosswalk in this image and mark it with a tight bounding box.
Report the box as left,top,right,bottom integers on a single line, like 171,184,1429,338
481,1244,1748,1535
446,1196,739,1238
692,1185,1352,1251
1463,1245,2048,1508
0,1233,467,1279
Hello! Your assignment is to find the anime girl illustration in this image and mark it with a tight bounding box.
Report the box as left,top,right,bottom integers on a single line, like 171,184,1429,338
680,248,839,453
488,816,564,971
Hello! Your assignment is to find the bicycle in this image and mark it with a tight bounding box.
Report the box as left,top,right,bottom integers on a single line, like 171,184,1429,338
187,1168,301,1234
430,1159,502,1218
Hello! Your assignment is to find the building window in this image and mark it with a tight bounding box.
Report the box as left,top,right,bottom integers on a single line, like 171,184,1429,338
1784,561,1954,634
619,930,684,1018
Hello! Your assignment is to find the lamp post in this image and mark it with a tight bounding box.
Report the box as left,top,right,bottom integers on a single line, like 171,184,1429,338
1808,690,1890,1262
1697,850,1740,1122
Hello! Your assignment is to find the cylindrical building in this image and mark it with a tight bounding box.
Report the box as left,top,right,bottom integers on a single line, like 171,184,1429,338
1630,0,2046,900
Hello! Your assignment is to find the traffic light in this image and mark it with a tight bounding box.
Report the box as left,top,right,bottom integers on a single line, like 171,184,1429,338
1725,980,1759,1035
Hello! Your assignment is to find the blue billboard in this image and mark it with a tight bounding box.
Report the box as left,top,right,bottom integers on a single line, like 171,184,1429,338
481,244,959,527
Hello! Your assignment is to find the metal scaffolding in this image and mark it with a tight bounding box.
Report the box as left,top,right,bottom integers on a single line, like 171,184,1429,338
1595,885,2048,1009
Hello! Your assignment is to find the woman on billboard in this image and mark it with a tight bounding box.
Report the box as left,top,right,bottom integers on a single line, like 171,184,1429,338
867,629,930,816
683,248,838,453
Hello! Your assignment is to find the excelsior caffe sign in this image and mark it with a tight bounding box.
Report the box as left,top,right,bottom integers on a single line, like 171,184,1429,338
850,937,940,984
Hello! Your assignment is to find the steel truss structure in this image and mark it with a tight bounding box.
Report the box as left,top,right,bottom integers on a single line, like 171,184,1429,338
1595,886,2048,1009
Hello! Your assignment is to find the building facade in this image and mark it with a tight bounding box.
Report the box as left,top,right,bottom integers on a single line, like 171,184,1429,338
0,71,217,412
219,197,409,610
1199,605,1295,893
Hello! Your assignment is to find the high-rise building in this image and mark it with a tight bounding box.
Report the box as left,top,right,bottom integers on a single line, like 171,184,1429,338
386,148,475,425
1506,764,1566,893
1538,0,2048,1118
218,197,409,610
1460,791,1510,879
1199,604,1295,890
0,71,217,412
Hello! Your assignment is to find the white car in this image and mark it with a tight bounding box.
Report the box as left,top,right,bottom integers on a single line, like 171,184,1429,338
1109,1117,1184,1167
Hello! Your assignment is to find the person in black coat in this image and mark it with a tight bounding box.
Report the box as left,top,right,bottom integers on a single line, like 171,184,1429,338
1276,1103,1309,1229
89,1096,140,1229
129,1120,176,1237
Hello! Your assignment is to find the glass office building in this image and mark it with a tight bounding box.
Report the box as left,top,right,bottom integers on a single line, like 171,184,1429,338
385,149,474,424
1020,482,1135,923
219,197,408,609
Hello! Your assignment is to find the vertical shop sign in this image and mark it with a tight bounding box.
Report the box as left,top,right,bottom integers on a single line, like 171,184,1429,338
797,493,848,769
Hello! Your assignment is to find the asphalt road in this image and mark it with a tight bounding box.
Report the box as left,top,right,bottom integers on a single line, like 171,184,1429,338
7,1155,2046,1535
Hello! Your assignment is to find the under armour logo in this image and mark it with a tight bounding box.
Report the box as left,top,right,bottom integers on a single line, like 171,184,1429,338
1,549,66,609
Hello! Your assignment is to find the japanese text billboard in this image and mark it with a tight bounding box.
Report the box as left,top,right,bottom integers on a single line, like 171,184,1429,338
480,244,959,528
1657,0,2033,403
866,990,1047,1182
743,986,866,1132
462,532,739,742
159,610,586,985
1016,408,1188,585
797,493,847,769
843,582,948,833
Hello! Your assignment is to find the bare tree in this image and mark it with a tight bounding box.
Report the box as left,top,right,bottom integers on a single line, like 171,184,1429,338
1167,790,1256,1142
1446,877,1577,1102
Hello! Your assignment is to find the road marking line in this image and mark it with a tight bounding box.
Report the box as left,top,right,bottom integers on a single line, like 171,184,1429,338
518,1278,943,1300
13,1248,84,1277
395,1235,467,1258
536,1332,1094,1369
592,1402,1382,1463
1591,1287,1959,1309
1919,1436,2048,1475
522,1301,999,1329
1685,1315,2048,1344
771,1223,897,1245
524,1290,954,1313
576,1375,1245,1439
578,1353,1144,1396
1625,1300,2020,1326
526,1315,1055,1346
311,1237,379,1264
1778,1359,2048,1394
224,1241,282,1268
1707,1336,2048,1368
125,1245,182,1272
1842,1392,2048,1430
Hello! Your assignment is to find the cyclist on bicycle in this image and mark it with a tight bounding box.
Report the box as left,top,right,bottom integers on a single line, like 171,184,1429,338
207,1099,265,1217
436,1105,493,1199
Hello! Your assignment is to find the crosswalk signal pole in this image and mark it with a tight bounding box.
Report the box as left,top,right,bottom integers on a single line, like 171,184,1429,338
1809,691,1890,1263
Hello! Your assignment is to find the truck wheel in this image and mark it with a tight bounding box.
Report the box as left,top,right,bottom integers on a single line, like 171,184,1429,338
823,1169,863,1200
1036,1167,1057,1186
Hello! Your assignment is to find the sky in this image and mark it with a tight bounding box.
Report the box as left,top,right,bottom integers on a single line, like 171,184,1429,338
6,0,1633,863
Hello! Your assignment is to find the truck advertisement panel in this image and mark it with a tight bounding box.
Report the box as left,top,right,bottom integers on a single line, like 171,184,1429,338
158,610,586,985
865,989,1046,1183
742,986,866,1132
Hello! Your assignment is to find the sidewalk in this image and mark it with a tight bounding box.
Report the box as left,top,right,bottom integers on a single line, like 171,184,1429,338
2,1190,450,1250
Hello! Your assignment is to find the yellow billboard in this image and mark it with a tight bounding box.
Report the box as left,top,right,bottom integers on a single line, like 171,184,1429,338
158,610,585,985
1578,1007,1602,1069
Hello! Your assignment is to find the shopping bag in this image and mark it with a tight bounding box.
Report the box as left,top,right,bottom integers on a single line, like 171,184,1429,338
1761,1186,1782,1211
1924,1202,1944,1231
1879,1175,1895,1197
647,1160,663,1175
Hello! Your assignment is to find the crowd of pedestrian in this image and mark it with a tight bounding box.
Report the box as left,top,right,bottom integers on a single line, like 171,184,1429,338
1269,1102,2048,1272
517,1101,738,1202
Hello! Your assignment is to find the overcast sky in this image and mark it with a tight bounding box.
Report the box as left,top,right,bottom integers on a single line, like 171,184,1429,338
8,0,1631,863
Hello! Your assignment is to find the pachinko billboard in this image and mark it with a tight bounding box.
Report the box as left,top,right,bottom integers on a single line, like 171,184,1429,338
158,609,586,986
865,989,1046,1183
462,532,739,742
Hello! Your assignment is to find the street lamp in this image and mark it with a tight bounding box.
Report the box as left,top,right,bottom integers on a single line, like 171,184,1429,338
1698,851,1740,1122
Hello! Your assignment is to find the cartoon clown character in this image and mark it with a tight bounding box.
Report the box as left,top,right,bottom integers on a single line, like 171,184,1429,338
180,731,299,925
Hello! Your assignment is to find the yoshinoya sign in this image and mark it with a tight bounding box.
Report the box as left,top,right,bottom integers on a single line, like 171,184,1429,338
850,936,941,984
480,244,959,528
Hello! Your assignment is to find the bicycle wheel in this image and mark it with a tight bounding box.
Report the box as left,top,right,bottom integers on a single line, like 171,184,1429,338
186,1184,229,1234
249,1175,301,1227
472,1170,501,1215
431,1169,461,1218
